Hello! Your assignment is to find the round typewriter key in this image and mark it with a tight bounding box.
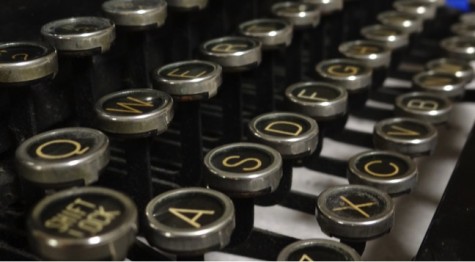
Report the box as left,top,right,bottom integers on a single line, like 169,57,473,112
200,36,261,143
348,150,418,196
339,40,390,90
204,143,282,197
440,36,475,62
95,89,173,135
102,0,167,28
272,2,322,84
426,58,474,84
277,239,361,261
451,23,475,40
15,127,109,189
95,89,173,216
0,42,57,84
145,187,235,256
41,17,115,55
316,185,394,241
200,36,261,72
0,42,59,143
303,0,343,15
393,0,437,21
204,143,281,244
461,12,475,25
316,58,372,110
248,112,318,206
154,60,221,186
373,117,438,156
413,70,467,99
239,18,293,113
28,187,137,260
166,0,208,10
361,25,409,72
377,11,423,35
395,92,453,124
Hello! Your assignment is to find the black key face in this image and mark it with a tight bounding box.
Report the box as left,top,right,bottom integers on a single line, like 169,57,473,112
324,190,387,220
158,62,215,81
152,192,225,229
287,245,353,261
203,38,258,54
399,94,448,112
0,44,47,62
255,115,313,138
354,153,409,179
39,193,126,238
240,20,287,34
101,92,166,116
380,120,430,140
53,22,109,35
28,134,96,161
290,84,342,103
344,43,386,56
210,145,275,174
417,74,461,88
321,62,367,78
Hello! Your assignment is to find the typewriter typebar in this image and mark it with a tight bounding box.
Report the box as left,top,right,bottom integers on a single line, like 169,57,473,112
1,0,475,261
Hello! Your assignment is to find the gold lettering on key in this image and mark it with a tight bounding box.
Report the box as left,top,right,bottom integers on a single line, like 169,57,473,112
36,139,89,160
299,254,314,261
364,160,399,177
105,96,154,114
222,155,262,171
11,53,29,61
333,196,375,218
211,43,247,53
43,198,121,238
168,208,215,228
351,45,379,54
264,121,303,136
386,125,420,136
327,65,359,76
422,76,452,86
407,99,438,111
297,89,328,102
167,68,207,79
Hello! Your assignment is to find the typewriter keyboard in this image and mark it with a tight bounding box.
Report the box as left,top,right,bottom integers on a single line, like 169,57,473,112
1,0,475,260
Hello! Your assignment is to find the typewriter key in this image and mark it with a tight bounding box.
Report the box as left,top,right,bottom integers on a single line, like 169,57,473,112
95,89,173,213
451,23,475,40
377,11,423,35
361,24,409,72
42,17,116,126
154,60,222,185
200,36,261,143
166,0,208,10
316,185,394,254
348,150,418,196
41,17,115,55
248,112,318,205
339,40,390,90
460,12,475,25
239,18,293,113
412,70,467,99
145,187,235,258
102,0,167,88
440,36,475,62
395,92,453,124
271,2,321,84
426,58,474,84
0,42,58,142
373,117,438,156
15,127,109,189
28,187,137,261
315,58,372,111
277,239,361,261
393,0,437,21
204,142,282,244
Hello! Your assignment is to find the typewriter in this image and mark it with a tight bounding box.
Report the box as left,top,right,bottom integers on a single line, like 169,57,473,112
1,0,474,260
